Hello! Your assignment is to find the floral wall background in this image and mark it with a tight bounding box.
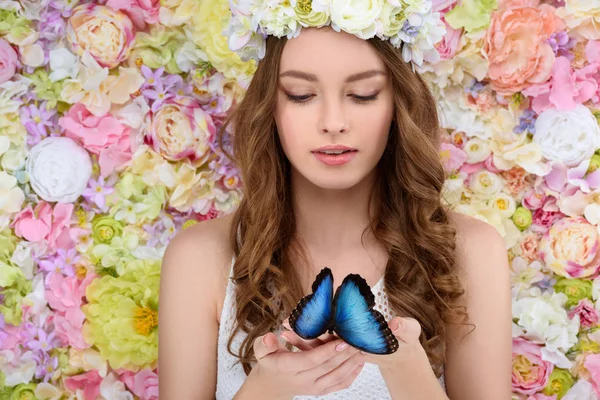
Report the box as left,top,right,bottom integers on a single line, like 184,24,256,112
0,0,599,398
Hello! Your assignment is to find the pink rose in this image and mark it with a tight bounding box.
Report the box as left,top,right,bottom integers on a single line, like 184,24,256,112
106,0,160,30
145,97,215,163
436,19,462,60
10,202,74,251
118,368,159,400
512,337,553,394
523,188,547,210
0,38,18,84
569,299,600,329
522,56,599,113
484,5,564,95
64,370,102,400
439,142,467,173
531,208,564,233
59,103,132,176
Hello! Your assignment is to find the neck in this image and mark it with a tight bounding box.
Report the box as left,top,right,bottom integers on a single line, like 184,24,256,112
291,168,380,256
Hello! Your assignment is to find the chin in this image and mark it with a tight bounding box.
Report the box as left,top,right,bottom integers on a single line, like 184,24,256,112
302,170,369,191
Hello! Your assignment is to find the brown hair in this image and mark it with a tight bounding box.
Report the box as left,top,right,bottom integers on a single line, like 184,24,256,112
217,34,470,377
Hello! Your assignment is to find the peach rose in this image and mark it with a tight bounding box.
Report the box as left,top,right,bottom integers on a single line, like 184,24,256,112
484,5,565,95
539,217,600,278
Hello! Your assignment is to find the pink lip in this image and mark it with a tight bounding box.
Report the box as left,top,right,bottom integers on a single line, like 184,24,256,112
313,144,357,152
312,150,358,166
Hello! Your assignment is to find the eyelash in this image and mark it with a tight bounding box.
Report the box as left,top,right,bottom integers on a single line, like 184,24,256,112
285,93,379,105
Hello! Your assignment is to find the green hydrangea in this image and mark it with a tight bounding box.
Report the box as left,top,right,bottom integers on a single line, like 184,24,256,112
444,0,498,33
110,173,166,225
8,383,37,400
91,232,140,276
21,69,65,109
0,9,34,45
554,278,593,308
82,259,160,371
0,230,31,325
129,25,187,74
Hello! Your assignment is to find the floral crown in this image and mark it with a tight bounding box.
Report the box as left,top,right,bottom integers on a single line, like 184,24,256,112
223,0,447,71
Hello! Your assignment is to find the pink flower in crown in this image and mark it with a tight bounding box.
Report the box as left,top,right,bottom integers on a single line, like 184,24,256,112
522,56,599,114
145,97,215,163
0,38,18,84
64,370,102,400
568,299,600,329
539,216,600,278
117,368,159,400
512,337,553,395
10,202,74,252
59,103,132,176
584,354,600,396
484,4,564,95
66,4,136,69
106,0,160,30
439,142,467,174
436,19,462,60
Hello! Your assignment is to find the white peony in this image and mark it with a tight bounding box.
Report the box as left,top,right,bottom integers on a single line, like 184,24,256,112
329,0,383,39
464,137,491,163
512,292,580,352
534,105,600,167
26,137,92,203
488,192,516,219
469,170,503,200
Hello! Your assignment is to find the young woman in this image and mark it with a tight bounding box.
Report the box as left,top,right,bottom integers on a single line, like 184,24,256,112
158,14,512,400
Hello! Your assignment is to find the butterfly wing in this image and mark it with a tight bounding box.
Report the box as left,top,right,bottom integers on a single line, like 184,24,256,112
332,274,399,354
289,267,334,340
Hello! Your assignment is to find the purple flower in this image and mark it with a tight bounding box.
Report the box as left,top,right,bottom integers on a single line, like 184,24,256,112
464,79,486,99
34,350,60,382
514,109,537,135
141,65,165,90
547,31,575,60
38,253,76,278
26,328,59,353
20,102,57,146
82,176,116,212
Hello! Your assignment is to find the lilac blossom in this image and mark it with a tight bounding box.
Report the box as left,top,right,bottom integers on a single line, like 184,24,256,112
547,31,575,60
464,79,486,99
25,327,59,353
82,176,116,212
514,109,537,134
33,350,60,382
20,102,58,146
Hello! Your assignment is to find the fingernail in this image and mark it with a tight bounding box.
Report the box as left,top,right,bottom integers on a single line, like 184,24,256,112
336,342,349,351
262,335,268,346
359,361,365,366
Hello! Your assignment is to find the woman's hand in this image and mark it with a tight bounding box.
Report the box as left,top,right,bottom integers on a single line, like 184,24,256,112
238,331,366,399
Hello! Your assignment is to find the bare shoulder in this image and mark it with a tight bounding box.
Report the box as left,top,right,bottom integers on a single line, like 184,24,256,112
444,210,512,399
447,210,508,274
158,213,236,398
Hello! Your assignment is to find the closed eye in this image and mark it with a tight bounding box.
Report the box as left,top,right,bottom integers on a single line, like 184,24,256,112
285,93,379,105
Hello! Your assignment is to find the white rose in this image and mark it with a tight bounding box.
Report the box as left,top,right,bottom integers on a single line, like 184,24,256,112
329,0,383,39
534,105,600,167
26,137,92,203
464,138,491,163
469,170,503,200
488,192,516,219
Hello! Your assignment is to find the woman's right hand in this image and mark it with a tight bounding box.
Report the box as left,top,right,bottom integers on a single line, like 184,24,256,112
238,332,365,399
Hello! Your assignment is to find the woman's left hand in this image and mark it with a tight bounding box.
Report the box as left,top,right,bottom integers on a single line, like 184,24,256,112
281,316,430,372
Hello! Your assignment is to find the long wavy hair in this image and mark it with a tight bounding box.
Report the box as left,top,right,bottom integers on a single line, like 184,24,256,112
217,33,470,377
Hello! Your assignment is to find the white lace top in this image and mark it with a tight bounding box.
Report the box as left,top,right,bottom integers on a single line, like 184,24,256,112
215,256,447,399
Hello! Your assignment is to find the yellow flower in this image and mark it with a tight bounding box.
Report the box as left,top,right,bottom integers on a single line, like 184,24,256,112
557,0,600,40
169,164,214,213
191,0,256,80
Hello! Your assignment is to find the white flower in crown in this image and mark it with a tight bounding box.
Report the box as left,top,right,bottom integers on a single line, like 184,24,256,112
224,0,446,68
328,0,383,39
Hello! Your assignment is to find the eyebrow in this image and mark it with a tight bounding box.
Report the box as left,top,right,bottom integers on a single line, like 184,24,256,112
279,69,386,83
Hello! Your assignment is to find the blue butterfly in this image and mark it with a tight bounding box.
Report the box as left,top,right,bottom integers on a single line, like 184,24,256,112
288,267,399,354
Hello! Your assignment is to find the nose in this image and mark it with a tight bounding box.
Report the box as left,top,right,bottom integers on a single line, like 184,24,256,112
318,96,348,134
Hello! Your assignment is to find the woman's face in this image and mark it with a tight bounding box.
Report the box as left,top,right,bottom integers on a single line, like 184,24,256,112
274,27,394,191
